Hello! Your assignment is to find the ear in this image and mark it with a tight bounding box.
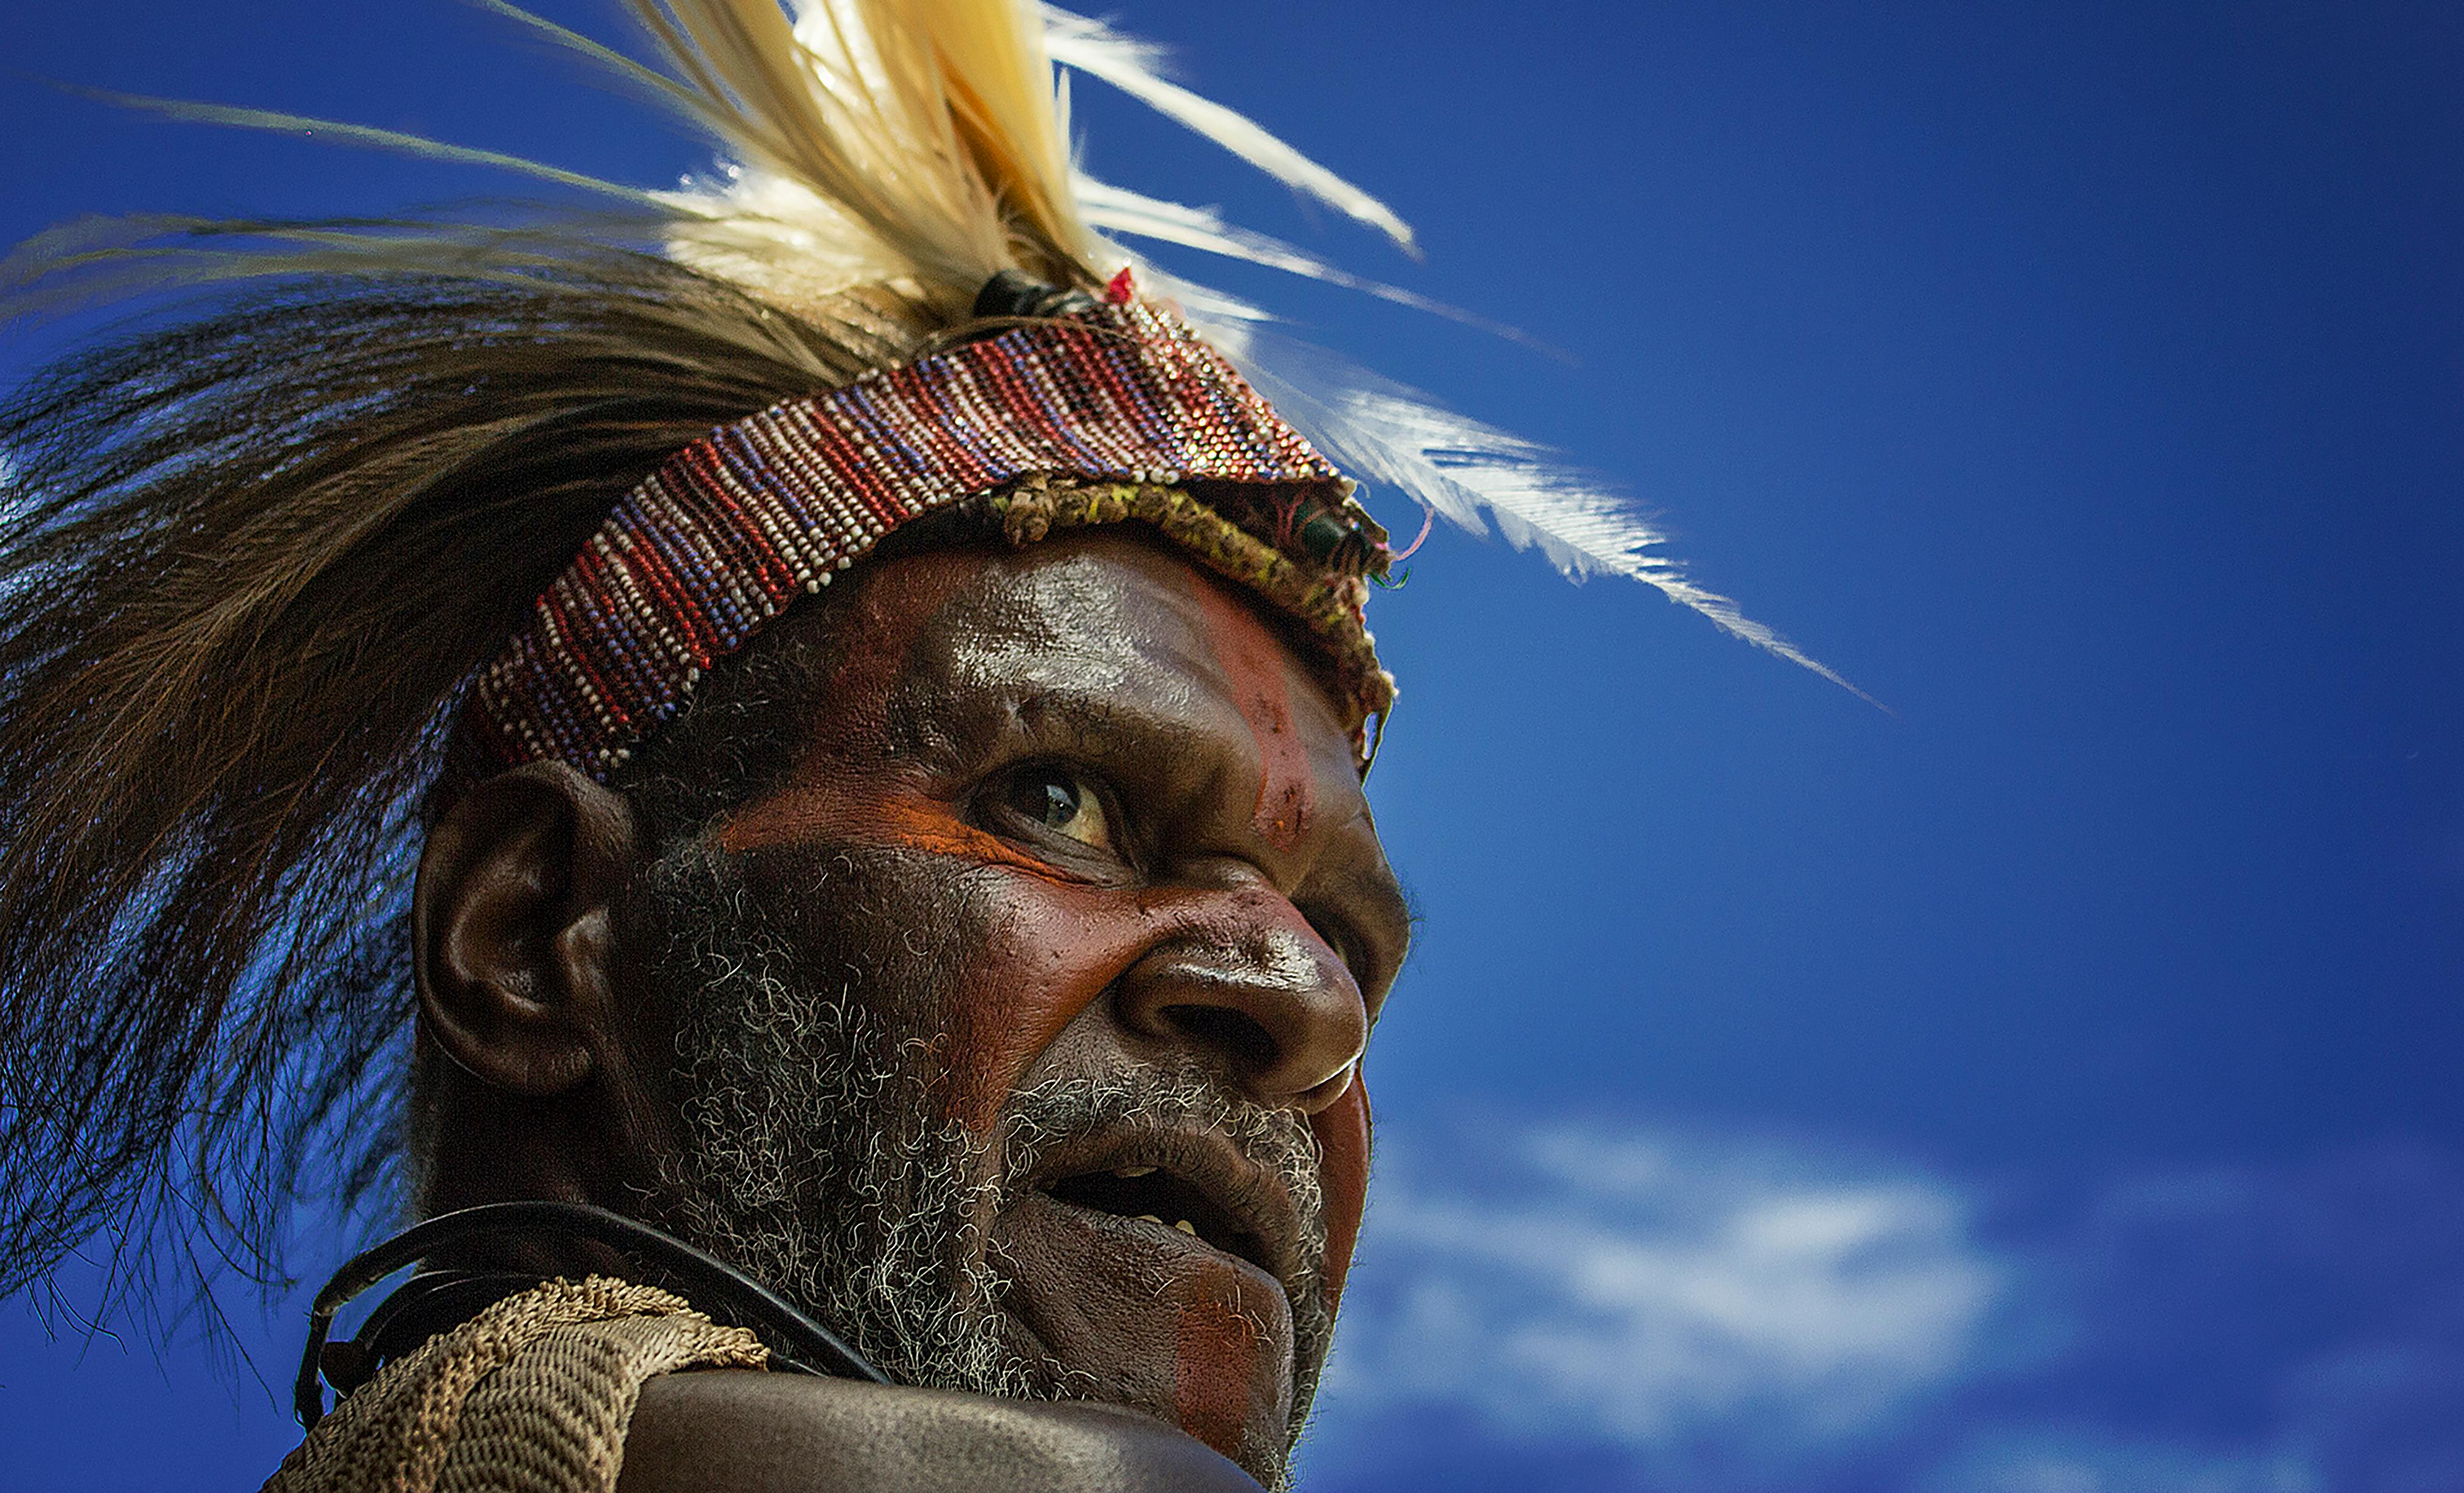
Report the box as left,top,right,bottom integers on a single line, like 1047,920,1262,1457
414,760,639,1098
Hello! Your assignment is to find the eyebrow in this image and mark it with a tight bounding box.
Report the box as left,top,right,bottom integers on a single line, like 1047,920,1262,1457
1009,687,1200,758
949,681,1396,858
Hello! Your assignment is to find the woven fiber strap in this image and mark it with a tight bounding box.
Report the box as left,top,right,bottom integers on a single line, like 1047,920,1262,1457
466,298,1380,780
261,1277,765,1493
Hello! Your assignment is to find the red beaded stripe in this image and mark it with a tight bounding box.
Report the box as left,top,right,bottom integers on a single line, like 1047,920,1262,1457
466,301,1345,777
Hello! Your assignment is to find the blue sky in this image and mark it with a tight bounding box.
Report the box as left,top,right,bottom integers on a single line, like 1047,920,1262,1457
3,2,2459,1489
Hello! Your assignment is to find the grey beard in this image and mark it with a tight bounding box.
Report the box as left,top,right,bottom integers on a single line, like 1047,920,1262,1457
639,842,1337,1475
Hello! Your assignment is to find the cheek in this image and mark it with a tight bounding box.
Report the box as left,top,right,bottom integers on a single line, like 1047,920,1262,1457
1309,1075,1371,1313
934,880,1153,1131
723,839,1143,1134
723,791,1155,1133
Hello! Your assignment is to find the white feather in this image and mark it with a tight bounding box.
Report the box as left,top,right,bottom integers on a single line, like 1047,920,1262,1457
1076,178,1555,350
1041,6,1418,256
1186,317,1864,697
44,0,1846,693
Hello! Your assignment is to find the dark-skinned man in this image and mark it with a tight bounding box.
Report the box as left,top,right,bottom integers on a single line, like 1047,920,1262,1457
419,534,1402,1490
0,2,1810,1489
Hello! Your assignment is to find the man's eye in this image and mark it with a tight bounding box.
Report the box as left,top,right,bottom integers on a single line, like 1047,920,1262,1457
995,766,1116,853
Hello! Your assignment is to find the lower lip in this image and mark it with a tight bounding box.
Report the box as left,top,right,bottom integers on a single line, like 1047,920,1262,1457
993,1190,1295,1461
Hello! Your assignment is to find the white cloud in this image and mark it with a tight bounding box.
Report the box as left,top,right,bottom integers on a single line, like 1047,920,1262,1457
1305,1127,2464,1493
1315,1119,2004,1472
1920,1430,2319,1493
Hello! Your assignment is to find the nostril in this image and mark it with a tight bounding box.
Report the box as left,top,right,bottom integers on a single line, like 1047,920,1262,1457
1158,1003,1279,1070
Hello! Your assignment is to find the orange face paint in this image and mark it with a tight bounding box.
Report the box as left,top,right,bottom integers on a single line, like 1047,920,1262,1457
1309,1072,1371,1313
931,887,1132,1133
1175,1290,1262,1462
720,781,1134,1133
718,784,1093,886
1190,575,1314,854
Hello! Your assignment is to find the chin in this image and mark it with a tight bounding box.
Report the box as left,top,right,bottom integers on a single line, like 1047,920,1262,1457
991,1183,1308,1482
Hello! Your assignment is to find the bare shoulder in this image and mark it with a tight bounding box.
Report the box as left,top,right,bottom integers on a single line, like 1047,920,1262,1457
615,1371,1265,1493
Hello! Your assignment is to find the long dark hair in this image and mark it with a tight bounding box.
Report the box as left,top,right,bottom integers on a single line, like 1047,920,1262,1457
0,236,928,1305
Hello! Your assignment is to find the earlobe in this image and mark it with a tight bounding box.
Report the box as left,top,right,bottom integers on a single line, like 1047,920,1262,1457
414,761,639,1098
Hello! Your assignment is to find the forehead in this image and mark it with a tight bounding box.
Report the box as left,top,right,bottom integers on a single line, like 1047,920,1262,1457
838,533,1365,797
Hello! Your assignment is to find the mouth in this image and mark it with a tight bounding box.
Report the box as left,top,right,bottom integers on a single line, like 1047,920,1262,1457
991,1120,1314,1475
1042,1164,1274,1273
1024,1127,1299,1292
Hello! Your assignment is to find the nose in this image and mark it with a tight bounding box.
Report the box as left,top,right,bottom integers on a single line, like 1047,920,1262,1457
1112,887,1368,1113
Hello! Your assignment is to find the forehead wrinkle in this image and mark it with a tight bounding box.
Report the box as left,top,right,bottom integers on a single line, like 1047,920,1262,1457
878,542,1231,761
880,601,1174,766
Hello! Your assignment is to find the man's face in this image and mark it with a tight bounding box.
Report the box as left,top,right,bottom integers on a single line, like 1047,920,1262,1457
623,532,1410,1483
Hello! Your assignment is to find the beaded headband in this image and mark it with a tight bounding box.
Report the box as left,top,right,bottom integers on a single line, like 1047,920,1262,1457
461,290,1396,780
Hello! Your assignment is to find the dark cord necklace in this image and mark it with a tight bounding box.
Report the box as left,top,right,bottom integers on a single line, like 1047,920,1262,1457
295,1200,888,1427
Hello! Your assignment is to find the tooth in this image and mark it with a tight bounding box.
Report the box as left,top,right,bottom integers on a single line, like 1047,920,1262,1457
1174,1219,1197,1236
1135,1214,1163,1225
1114,1166,1157,1178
